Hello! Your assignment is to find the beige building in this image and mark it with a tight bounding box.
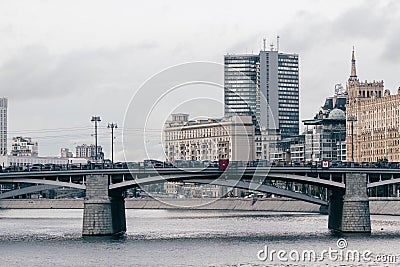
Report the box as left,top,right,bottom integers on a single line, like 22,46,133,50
164,114,255,162
346,49,400,162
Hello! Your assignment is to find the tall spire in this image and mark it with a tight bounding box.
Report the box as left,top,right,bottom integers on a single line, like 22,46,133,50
349,46,357,81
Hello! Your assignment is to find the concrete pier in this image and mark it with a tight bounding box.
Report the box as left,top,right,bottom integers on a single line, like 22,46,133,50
328,173,371,233
82,175,126,236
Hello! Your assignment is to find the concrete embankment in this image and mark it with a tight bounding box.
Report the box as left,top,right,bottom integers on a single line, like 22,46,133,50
0,198,399,215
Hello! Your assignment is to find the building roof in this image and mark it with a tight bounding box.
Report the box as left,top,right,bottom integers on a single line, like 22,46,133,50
328,108,346,120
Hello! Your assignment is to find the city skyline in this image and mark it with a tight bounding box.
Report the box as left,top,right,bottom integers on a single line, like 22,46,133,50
1,0,400,158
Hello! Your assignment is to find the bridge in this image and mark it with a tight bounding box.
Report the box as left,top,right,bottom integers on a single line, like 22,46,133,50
1,166,399,236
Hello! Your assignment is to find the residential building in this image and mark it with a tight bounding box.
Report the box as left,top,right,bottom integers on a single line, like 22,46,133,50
11,136,38,157
164,114,255,162
75,144,103,160
224,43,299,138
0,98,7,155
60,148,73,158
346,49,400,162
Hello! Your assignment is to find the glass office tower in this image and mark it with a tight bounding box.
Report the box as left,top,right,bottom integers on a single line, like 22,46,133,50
224,50,299,138
224,55,260,130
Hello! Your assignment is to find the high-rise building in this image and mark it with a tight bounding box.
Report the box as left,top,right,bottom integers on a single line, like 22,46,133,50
345,49,400,162
224,45,299,138
0,98,7,155
224,55,259,128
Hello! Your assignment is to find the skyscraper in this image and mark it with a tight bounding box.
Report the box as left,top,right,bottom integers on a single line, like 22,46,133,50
0,98,7,155
224,46,299,138
224,54,259,128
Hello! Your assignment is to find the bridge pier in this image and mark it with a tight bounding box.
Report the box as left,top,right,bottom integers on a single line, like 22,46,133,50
82,174,126,236
328,173,371,233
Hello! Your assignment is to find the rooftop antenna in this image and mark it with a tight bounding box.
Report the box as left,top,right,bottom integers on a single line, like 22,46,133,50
270,43,274,51
277,35,280,51
263,38,266,51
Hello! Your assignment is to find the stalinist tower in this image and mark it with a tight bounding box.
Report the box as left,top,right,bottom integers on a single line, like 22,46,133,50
346,48,384,100
345,48,400,163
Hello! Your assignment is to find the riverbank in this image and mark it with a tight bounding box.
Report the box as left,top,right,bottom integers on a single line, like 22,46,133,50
1,198,400,215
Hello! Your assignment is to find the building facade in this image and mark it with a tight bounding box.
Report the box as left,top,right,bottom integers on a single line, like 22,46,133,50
269,135,305,162
0,155,68,168
345,49,400,162
302,87,347,162
224,55,259,128
164,114,255,162
60,148,73,158
224,46,299,138
303,110,346,162
75,144,103,160
11,136,38,157
0,98,7,155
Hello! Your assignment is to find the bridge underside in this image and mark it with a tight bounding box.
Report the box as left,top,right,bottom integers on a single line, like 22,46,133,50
0,171,374,235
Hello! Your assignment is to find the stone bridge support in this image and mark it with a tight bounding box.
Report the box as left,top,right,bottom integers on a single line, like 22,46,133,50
328,173,371,233
82,174,126,236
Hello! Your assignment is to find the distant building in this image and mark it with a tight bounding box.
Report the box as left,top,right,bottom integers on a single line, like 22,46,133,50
269,135,305,162
303,109,346,162
224,44,299,138
268,86,347,163
255,129,281,161
11,136,38,157
164,114,255,162
301,85,347,162
0,98,7,155
346,49,400,162
75,144,103,160
60,148,73,158
0,155,68,168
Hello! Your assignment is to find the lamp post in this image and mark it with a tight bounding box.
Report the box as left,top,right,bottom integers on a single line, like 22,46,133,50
91,116,101,162
108,123,118,166
347,115,357,163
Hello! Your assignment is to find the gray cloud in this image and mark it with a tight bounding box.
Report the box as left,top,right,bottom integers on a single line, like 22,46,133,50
0,42,159,101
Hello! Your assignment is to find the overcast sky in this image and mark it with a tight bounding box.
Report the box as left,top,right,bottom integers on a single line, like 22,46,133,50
1,0,400,159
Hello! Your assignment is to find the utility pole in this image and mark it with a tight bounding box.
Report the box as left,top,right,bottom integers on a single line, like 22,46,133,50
91,116,101,163
108,123,117,166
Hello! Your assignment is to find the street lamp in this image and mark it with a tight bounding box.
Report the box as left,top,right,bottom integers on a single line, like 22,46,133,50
108,123,118,166
347,115,357,163
91,116,101,162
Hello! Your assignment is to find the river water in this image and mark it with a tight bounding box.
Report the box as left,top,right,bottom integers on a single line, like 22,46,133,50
0,209,399,266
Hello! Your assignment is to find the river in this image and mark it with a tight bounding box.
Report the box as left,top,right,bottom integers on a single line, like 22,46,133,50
0,209,399,266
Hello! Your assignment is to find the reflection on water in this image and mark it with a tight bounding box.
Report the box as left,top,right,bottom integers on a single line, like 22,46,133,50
0,209,399,266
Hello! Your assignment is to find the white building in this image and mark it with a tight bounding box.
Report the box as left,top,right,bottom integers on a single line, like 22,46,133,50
0,155,68,168
0,155,88,168
75,144,103,160
164,114,255,162
11,136,38,157
0,98,7,155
